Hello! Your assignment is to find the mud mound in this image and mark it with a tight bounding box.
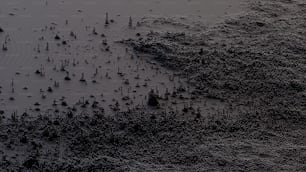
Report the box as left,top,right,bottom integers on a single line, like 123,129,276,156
123,0,306,122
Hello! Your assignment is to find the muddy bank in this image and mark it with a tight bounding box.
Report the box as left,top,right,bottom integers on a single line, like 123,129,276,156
123,0,306,121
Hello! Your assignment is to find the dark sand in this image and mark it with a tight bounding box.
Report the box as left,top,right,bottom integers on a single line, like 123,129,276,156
1,0,306,171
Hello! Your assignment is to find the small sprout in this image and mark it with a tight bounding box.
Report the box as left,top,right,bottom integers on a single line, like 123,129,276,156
52,100,57,106
105,12,109,25
92,27,98,35
124,79,129,85
2,44,8,51
79,73,86,82
72,106,77,112
46,42,49,51
129,16,133,28
102,39,107,46
54,81,59,88
64,72,71,81
37,44,40,53
94,68,98,76
70,31,77,39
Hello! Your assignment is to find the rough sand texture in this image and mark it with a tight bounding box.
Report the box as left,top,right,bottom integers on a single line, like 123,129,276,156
1,0,306,171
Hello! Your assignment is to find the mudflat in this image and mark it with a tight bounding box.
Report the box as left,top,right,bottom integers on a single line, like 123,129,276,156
0,0,305,171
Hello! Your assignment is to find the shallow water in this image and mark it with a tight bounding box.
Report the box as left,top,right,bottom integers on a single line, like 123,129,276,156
0,0,243,115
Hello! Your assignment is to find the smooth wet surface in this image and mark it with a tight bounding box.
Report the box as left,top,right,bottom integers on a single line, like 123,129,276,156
0,0,244,115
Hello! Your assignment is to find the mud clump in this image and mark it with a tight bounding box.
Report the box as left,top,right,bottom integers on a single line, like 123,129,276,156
54,34,61,40
147,90,159,107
